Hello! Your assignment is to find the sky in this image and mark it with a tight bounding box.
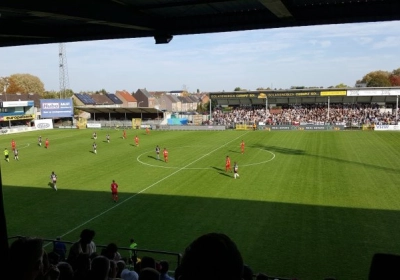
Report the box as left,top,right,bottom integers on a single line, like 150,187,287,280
1,20,400,93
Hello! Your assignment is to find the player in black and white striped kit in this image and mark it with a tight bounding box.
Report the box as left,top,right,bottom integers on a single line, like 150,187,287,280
233,162,239,179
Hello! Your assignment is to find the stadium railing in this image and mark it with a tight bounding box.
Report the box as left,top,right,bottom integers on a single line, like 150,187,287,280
8,235,182,269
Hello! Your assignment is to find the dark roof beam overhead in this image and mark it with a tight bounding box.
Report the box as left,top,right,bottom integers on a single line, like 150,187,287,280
0,1,155,31
258,0,292,18
135,0,239,10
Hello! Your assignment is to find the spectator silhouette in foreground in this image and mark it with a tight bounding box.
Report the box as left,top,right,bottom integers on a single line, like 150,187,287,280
89,255,110,280
179,232,243,280
9,237,44,280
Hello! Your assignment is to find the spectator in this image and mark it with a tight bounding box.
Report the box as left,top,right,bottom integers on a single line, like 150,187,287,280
89,255,110,280
256,273,268,280
57,262,74,280
67,229,96,269
8,237,44,280
73,253,91,280
53,236,67,261
140,267,160,280
179,232,243,280
242,264,254,280
159,260,174,280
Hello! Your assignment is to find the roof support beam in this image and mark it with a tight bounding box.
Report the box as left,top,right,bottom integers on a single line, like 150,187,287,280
258,0,292,18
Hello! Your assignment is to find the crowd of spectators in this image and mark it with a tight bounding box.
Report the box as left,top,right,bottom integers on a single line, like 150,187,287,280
207,104,400,127
7,229,178,280
6,230,400,280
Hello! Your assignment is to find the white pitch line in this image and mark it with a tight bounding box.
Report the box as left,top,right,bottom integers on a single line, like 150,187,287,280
44,131,250,246
137,147,276,169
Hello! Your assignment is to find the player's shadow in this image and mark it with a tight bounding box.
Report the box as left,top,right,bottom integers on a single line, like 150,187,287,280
218,172,233,178
147,155,159,160
47,182,54,189
228,149,240,153
103,141,109,143
89,150,96,154
211,166,224,172
130,144,137,147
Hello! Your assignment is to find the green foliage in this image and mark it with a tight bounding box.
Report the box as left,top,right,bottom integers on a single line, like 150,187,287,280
335,83,348,88
2,130,400,280
42,91,59,99
359,70,391,87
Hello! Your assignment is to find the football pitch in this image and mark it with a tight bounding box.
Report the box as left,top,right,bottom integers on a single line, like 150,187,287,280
2,129,400,280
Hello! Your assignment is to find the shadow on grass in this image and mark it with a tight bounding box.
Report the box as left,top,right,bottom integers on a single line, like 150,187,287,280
4,186,400,280
211,166,224,172
218,172,233,178
251,144,306,155
147,155,159,160
47,182,54,189
252,144,400,173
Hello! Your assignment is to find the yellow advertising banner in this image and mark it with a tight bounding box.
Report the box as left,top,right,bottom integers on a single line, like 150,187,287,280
2,114,34,121
77,117,87,129
320,91,346,96
132,118,142,129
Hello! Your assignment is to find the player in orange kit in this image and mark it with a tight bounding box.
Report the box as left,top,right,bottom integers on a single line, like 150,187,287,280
240,140,245,154
225,156,231,172
163,148,169,163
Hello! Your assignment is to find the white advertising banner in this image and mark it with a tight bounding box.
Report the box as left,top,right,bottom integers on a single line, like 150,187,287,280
374,125,400,131
34,119,54,130
87,123,101,128
347,89,400,96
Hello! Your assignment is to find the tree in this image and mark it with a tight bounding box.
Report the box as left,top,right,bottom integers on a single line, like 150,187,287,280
389,68,400,86
256,87,271,90
234,87,245,91
392,68,400,76
6,73,45,95
335,83,348,88
42,91,59,99
389,75,400,86
95,89,107,94
359,70,391,87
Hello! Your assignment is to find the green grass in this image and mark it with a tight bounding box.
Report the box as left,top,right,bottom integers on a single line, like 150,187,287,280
2,129,400,280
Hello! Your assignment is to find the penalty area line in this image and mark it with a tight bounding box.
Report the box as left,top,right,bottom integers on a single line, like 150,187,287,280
45,131,250,247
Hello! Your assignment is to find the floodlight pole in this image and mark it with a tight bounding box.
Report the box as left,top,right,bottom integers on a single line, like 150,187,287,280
265,97,268,114
139,101,143,120
396,95,399,124
209,95,212,122
327,96,330,124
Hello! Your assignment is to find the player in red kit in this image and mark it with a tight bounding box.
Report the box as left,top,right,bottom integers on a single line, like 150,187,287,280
146,127,150,135
11,139,16,151
45,138,49,149
111,180,118,202
123,130,126,139
163,148,169,163
134,136,139,147
240,140,245,154
225,156,232,172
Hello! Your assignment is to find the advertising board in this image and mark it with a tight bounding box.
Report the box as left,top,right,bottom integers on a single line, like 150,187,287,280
40,99,73,118
34,119,54,130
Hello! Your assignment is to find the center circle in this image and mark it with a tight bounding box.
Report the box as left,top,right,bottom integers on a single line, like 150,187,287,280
136,147,275,170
